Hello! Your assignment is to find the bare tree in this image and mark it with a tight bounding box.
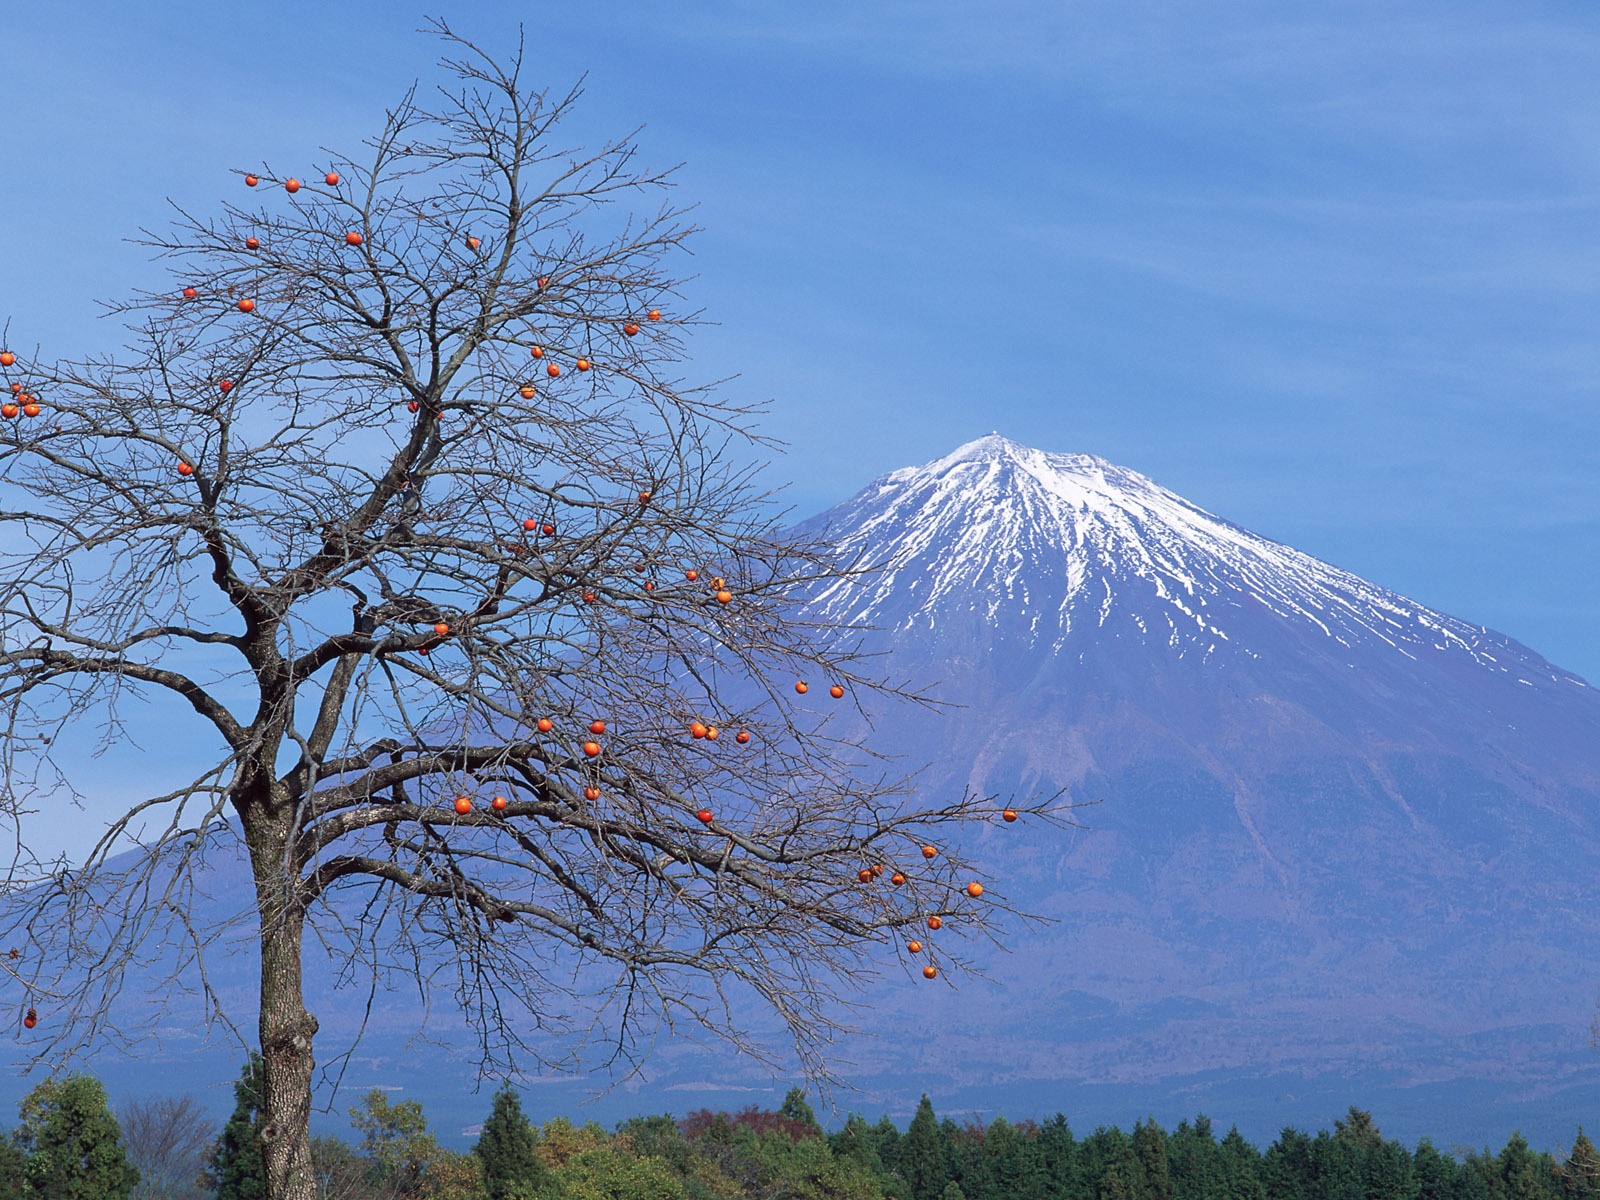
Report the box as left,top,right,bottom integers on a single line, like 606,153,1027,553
120,1096,216,1200
0,20,1068,1200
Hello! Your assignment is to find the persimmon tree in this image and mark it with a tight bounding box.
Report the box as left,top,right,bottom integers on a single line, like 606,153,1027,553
0,22,1057,1200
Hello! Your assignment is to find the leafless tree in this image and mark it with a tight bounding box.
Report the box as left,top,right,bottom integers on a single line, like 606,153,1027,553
0,20,1068,1200
120,1096,216,1200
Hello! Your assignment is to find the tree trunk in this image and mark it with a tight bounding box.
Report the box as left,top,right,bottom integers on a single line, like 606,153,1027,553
253,826,318,1200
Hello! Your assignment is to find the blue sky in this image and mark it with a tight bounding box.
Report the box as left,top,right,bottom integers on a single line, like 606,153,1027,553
3,2,1598,798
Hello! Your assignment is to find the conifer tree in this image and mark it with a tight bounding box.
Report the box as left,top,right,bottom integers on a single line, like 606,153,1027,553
1363,1138,1418,1200
1099,1165,1133,1200
1499,1133,1556,1200
984,1116,1031,1200
832,1115,887,1180
1413,1138,1460,1200
779,1089,823,1138
1218,1127,1266,1200
474,1085,545,1200
1262,1127,1314,1200
1560,1130,1600,1200
901,1097,945,1200
1037,1115,1078,1200
872,1116,904,1179
1169,1116,1224,1200
1133,1118,1174,1200
1333,1109,1384,1153
15,1075,140,1200
206,1055,268,1200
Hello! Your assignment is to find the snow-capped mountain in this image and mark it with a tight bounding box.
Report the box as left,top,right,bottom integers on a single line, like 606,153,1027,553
803,433,1573,679
793,433,1600,782
782,433,1600,1143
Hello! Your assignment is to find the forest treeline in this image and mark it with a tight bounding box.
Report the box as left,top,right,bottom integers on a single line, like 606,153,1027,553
2,1057,1597,1200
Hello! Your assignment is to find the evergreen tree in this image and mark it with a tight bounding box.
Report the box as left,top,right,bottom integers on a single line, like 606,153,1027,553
983,1116,1034,1200
833,1115,887,1180
1309,1130,1365,1200
1560,1131,1600,1200
946,1120,988,1200
1038,1116,1079,1200
1078,1128,1134,1200
870,1120,908,1184
779,1089,823,1138
1170,1117,1225,1200
1499,1134,1556,1200
1334,1111,1384,1154
1218,1127,1267,1200
1133,1118,1174,1200
1264,1127,1315,1200
901,1097,945,1200
941,1183,967,1200
1413,1139,1460,1200
1364,1138,1419,1200
475,1085,545,1200
1462,1148,1505,1200
15,1075,139,1200
1100,1165,1133,1200
205,1055,267,1200
872,1116,904,1179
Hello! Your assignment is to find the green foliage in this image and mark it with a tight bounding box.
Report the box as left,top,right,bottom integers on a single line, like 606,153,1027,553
871,1117,903,1180
1498,1133,1559,1200
35,1067,1595,1200
0,1138,29,1200
14,1075,139,1200
832,1115,886,1180
310,1134,369,1199
1135,1117,1175,1200
1560,1131,1600,1200
350,1090,455,1199
537,1146,687,1200
781,1089,824,1138
1217,1126,1266,1200
1412,1139,1460,1200
900,1097,945,1200
475,1086,543,1200
205,1055,266,1200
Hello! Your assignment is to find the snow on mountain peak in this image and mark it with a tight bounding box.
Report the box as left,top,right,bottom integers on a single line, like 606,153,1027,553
795,436,1579,683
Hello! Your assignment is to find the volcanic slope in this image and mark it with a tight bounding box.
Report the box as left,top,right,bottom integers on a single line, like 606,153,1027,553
783,433,1600,1132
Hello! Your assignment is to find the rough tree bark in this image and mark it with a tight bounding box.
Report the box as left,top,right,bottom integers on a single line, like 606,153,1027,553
0,21,1072,1200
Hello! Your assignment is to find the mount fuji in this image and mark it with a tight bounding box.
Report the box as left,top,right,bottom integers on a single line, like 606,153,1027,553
6,433,1597,1150
776,433,1600,1144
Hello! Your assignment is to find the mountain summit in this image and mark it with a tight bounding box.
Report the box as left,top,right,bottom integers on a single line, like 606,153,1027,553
795,433,1597,771
804,432,1582,682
